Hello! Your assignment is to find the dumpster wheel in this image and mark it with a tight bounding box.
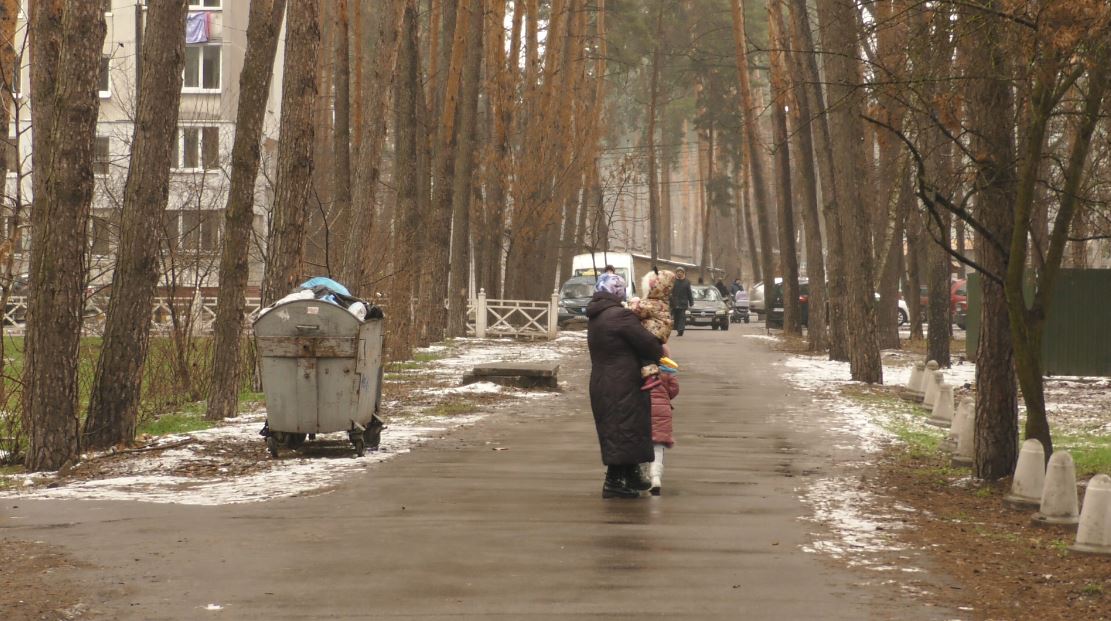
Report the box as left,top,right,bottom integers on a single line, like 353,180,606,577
266,435,280,458
350,430,366,457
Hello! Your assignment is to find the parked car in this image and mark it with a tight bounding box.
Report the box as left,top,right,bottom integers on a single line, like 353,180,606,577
686,285,730,330
951,279,967,318
767,279,910,329
767,278,810,329
556,276,596,328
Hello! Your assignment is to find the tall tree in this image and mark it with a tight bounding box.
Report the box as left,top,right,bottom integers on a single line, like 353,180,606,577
23,0,107,470
729,0,776,307
207,0,288,421
787,0,849,359
331,0,352,275
446,0,484,338
815,0,882,383
84,0,189,450
261,0,320,304
347,0,406,294
766,0,801,335
646,1,664,265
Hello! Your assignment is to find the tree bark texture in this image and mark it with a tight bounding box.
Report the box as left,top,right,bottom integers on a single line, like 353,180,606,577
84,0,188,450
766,0,801,335
646,1,663,265
347,0,405,294
729,0,776,302
23,0,107,470
207,0,287,421
446,0,483,338
331,0,352,277
964,2,1018,480
787,0,848,359
814,0,882,383
261,0,320,305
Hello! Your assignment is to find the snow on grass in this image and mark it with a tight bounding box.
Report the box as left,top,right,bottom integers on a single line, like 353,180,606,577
1,336,586,506
1,412,488,506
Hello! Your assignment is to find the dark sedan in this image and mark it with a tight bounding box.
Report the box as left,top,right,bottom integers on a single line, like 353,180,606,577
557,276,596,328
685,285,730,330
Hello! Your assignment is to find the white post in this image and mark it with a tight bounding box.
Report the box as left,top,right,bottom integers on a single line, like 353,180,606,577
476,289,487,338
548,289,559,339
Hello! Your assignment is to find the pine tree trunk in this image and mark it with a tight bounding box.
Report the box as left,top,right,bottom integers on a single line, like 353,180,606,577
84,0,188,450
787,0,848,359
729,0,776,300
23,0,106,470
346,0,406,294
815,0,882,383
766,0,800,335
331,0,352,276
783,11,827,351
206,0,287,421
446,1,483,338
964,2,1018,480
261,0,320,305
646,1,663,265
422,2,467,340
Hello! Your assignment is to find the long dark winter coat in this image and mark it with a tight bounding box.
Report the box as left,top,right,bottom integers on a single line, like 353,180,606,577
670,277,694,310
586,291,664,466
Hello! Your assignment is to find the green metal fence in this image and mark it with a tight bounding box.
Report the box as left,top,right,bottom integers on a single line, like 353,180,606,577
966,269,1111,377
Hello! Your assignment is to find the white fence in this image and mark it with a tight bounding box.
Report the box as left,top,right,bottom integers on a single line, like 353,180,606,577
2,294,263,336
469,289,559,340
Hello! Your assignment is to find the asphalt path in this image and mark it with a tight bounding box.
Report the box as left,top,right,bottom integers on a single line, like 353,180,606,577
2,322,956,620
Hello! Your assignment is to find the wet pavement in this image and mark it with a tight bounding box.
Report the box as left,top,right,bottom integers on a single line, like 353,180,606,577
1,323,957,619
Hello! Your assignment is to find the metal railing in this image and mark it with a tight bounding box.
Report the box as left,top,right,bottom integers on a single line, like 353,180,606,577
469,289,559,340
2,295,263,336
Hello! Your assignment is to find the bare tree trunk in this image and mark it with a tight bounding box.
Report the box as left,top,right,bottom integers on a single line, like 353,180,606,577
739,161,761,286
84,0,188,450
446,1,483,338
815,0,882,383
964,2,1018,480
783,7,827,350
387,0,421,361
23,0,106,470
346,0,405,294
422,2,467,341
331,0,352,276
730,0,776,300
261,0,320,305
787,0,848,359
206,0,288,421
646,1,663,265
767,0,800,335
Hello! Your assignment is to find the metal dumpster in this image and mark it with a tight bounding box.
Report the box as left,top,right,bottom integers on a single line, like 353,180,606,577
254,299,384,457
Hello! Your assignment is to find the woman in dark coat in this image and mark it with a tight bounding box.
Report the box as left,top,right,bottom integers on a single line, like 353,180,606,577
586,273,664,498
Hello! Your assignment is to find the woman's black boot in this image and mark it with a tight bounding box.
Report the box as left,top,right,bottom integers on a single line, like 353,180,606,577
602,466,638,499
624,464,653,492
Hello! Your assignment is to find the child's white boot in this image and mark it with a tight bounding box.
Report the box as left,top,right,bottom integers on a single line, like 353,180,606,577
649,444,665,495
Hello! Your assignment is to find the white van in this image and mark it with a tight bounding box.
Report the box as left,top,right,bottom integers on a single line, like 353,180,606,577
571,252,637,300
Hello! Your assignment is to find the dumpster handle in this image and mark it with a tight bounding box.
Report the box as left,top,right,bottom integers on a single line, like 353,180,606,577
295,324,320,332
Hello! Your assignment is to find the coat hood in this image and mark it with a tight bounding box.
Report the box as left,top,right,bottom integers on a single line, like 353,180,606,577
642,270,676,301
586,291,624,318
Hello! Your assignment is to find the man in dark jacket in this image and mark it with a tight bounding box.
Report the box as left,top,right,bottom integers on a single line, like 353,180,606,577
587,273,664,499
670,267,694,336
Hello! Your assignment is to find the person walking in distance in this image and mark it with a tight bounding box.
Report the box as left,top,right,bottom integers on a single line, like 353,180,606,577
670,267,694,336
586,272,663,499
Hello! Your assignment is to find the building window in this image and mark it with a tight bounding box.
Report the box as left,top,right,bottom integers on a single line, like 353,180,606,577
183,45,220,91
168,209,222,252
94,136,110,176
99,55,110,97
174,126,220,170
188,0,221,8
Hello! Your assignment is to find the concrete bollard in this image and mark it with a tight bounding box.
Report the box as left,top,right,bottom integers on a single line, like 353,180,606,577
950,400,976,467
923,372,944,409
1003,439,1046,509
940,398,971,454
927,384,955,428
1032,451,1080,528
1071,474,1111,555
916,360,939,403
902,362,925,400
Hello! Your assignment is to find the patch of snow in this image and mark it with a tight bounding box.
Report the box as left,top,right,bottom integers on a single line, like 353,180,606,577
741,334,780,343
800,476,917,570
421,382,504,396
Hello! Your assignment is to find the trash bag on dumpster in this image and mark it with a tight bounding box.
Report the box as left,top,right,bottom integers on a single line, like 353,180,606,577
259,277,383,321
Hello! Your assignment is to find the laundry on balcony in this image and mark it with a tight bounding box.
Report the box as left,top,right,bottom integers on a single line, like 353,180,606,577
185,12,211,44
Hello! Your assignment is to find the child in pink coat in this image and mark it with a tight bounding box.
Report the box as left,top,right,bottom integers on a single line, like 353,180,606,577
647,344,679,495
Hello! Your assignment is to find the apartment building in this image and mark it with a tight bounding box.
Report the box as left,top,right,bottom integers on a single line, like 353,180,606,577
6,0,285,290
